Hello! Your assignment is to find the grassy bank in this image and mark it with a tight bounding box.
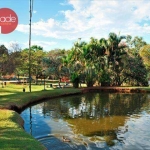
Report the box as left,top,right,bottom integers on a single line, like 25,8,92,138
0,84,81,109
0,83,81,150
0,109,47,150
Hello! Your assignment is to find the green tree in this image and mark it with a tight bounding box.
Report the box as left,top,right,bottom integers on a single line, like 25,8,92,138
8,51,22,74
0,45,9,76
43,49,67,81
129,36,147,56
82,37,103,87
123,36,148,86
139,44,150,81
97,33,127,86
62,44,83,88
123,55,148,86
16,45,46,83
139,44,150,69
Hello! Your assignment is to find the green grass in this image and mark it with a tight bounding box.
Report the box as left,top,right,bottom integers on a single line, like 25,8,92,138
0,109,46,150
115,86,150,91
0,83,81,108
0,83,82,150
133,86,150,91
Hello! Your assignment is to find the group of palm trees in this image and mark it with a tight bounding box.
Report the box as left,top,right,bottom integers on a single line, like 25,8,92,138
61,32,148,87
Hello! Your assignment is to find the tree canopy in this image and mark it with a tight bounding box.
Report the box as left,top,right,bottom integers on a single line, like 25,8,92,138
0,33,149,87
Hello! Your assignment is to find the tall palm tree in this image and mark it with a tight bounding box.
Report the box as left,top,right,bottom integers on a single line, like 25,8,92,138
107,32,127,85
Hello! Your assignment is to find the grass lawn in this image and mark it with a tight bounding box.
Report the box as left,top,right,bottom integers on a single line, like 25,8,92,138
0,109,47,150
0,83,81,108
0,83,82,150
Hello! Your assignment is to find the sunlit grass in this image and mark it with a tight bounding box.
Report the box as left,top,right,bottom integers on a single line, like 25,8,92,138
0,83,81,108
0,109,46,150
0,83,52,93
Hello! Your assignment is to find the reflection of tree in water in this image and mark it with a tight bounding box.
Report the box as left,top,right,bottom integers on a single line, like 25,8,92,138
109,93,147,115
42,93,147,120
42,93,147,118
42,99,64,119
42,93,148,146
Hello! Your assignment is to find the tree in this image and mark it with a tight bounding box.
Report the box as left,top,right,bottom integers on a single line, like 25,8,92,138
0,45,9,76
43,49,67,81
139,44,150,81
31,46,46,84
123,55,148,86
139,44,150,69
7,51,22,74
123,36,148,86
16,45,46,83
98,33,127,86
0,45,8,55
62,41,87,88
129,36,147,56
0,44,24,75
82,37,103,87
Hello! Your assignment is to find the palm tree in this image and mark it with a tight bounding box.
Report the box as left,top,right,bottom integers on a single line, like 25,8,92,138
106,33,127,86
62,45,83,88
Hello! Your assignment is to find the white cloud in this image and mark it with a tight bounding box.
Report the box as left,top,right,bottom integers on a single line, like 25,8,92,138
33,10,37,14
17,18,60,38
16,0,150,43
0,41,20,51
22,40,57,51
60,2,68,6
0,40,57,51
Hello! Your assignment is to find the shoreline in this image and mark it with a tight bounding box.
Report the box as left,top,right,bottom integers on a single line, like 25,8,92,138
1,86,150,113
0,86,150,150
81,86,150,93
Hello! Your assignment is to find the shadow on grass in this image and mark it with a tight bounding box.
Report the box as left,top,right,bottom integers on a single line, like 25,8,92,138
0,88,82,112
0,128,46,150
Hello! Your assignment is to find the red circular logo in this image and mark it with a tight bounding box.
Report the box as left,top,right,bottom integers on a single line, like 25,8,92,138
0,8,18,34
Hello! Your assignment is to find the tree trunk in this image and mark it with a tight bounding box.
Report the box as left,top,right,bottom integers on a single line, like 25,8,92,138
73,82,79,88
101,82,110,86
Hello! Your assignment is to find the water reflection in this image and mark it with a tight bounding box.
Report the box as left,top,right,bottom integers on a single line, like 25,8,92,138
21,93,150,150
29,107,32,135
68,100,109,119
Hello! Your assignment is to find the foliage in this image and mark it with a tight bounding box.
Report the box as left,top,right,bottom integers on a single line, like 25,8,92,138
85,67,97,87
0,33,149,87
0,45,9,75
70,72,80,88
61,33,149,87
99,70,111,83
123,54,148,86
105,33,127,85
122,36,148,86
16,45,46,80
127,36,147,56
139,44,150,69
43,49,68,80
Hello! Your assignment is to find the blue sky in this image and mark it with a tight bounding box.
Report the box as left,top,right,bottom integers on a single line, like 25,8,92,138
0,0,150,51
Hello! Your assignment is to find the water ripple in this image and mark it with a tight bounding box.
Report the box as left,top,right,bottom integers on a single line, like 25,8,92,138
37,135,86,150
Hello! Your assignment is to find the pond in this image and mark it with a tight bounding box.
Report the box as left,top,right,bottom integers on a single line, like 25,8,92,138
20,92,150,150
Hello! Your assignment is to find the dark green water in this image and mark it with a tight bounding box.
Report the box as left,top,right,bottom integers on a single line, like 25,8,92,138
21,93,150,150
